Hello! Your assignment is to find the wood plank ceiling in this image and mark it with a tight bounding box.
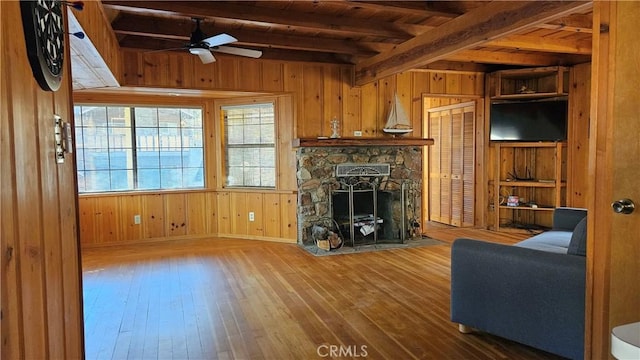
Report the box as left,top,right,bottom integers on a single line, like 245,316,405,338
88,1,593,87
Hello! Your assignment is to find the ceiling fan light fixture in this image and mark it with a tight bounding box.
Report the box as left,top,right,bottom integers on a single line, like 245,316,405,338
189,47,208,55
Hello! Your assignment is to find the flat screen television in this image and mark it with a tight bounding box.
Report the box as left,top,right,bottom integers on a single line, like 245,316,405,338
490,98,568,141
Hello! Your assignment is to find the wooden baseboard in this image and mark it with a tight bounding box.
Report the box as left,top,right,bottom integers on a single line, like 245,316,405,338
81,233,296,249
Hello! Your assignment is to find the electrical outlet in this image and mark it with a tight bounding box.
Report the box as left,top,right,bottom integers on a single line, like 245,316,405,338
353,130,363,137
248,212,255,222
133,214,141,224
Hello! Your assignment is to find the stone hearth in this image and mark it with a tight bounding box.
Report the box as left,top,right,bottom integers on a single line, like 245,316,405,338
296,146,423,246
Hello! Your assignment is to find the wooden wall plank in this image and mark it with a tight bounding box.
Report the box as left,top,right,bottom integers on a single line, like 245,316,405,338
230,192,248,236
283,62,305,137
301,65,324,137
205,192,218,234
119,195,143,242
323,65,342,137
165,193,187,236
79,197,98,245
342,67,362,137
97,197,120,243
238,59,262,90
262,61,283,92
277,95,297,192
186,192,207,235
377,76,397,134
217,192,231,235
360,81,378,136
218,58,239,89
263,194,281,238
281,194,298,240
142,194,165,239
246,193,264,236
567,63,591,208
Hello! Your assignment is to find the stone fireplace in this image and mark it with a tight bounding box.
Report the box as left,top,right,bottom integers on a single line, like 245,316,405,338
295,141,425,247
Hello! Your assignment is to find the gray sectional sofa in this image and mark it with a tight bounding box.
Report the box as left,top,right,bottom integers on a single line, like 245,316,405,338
450,207,588,359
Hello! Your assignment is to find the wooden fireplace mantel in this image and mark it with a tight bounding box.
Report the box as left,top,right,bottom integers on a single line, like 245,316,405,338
292,137,434,147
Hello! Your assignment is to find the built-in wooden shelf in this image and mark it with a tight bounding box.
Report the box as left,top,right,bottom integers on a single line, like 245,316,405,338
292,137,434,147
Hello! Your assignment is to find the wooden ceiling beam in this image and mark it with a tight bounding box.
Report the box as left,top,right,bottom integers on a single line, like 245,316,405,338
445,49,590,67
536,13,593,33
487,35,592,55
354,1,594,85
102,1,416,41
343,0,462,18
111,14,382,56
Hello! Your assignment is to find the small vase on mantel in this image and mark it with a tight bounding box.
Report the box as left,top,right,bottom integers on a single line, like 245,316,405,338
330,117,341,138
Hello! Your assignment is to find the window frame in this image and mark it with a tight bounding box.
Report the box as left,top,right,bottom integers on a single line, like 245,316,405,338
215,97,280,190
74,102,206,194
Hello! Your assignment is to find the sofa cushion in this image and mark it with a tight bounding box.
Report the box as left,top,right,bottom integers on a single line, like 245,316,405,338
568,217,588,256
514,231,572,254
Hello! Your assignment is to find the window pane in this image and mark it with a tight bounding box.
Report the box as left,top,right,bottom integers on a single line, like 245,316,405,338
159,128,181,148
82,107,108,127
184,167,204,188
160,168,182,189
83,150,110,170
109,127,132,149
260,124,275,144
260,148,275,165
227,167,244,186
227,125,244,144
136,127,158,150
110,170,133,191
244,125,261,144
222,102,276,188
261,168,276,187
182,148,203,168
158,108,180,127
76,149,85,171
77,170,86,192
84,170,111,192
135,108,158,127
243,168,261,186
109,149,133,170
82,127,108,149
181,109,202,127
244,148,260,166
74,106,83,126
108,107,130,127
76,105,204,193
137,169,160,190
182,128,203,147
160,150,182,168
137,151,159,169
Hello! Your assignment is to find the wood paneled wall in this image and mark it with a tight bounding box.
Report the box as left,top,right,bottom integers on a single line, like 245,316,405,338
76,50,485,246
1,2,84,358
78,191,297,246
121,50,484,139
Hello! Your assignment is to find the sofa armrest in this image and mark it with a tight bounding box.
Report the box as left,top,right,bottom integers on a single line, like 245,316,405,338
451,238,585,359
552,207,587,231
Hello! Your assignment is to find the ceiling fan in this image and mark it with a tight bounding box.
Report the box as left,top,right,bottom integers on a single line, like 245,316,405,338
183,18,262,64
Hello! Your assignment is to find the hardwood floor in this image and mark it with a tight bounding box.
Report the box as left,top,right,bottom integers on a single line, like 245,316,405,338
81,229,561,360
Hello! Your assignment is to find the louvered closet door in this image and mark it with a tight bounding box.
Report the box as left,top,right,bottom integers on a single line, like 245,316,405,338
428,102,475,227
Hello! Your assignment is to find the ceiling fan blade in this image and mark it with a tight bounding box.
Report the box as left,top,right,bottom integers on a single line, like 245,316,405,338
214,46,263,59
201,33,237,48
189,48,216,64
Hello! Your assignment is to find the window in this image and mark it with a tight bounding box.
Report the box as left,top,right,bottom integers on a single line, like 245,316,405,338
75,105,204,193
222,103,276,188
